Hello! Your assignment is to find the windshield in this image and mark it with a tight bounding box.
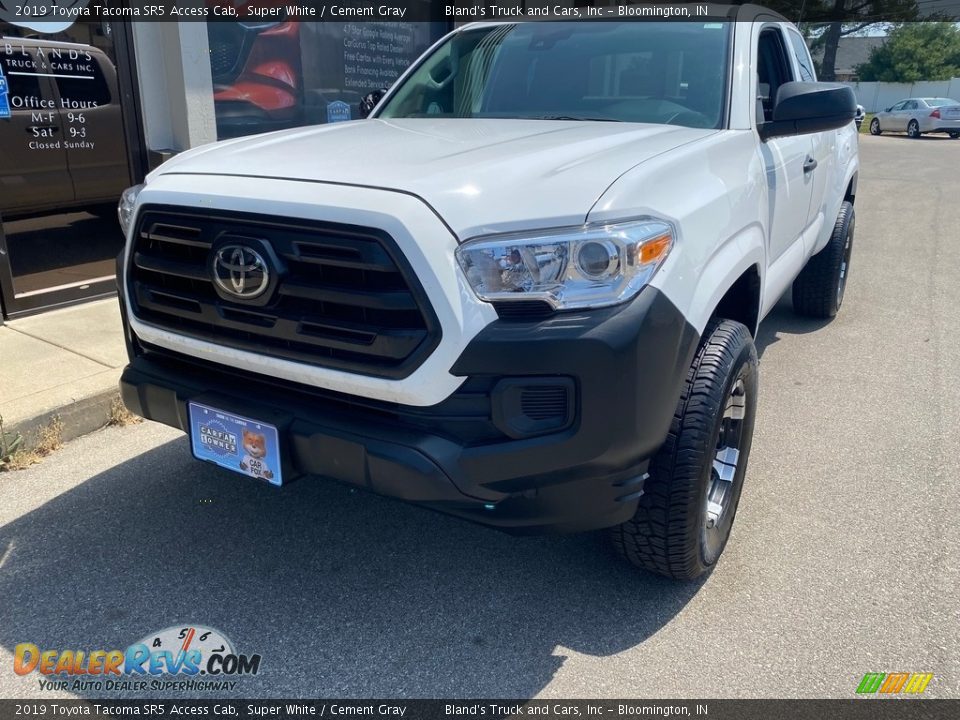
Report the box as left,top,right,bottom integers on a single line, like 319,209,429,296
378,22,731,129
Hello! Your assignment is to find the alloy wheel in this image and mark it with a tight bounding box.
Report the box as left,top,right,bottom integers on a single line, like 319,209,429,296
703,377,747,562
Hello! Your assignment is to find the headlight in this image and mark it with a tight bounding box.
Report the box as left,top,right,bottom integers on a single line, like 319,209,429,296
117,183,145,236
455,219,674,310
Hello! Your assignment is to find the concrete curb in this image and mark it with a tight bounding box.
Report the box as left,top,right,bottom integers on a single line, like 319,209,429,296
7,389,121,451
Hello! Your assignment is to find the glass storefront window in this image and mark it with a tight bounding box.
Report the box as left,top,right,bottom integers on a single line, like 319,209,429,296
0,21,134,317
206,20,448,139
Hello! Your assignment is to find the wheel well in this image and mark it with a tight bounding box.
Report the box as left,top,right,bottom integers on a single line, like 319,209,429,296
712,266,761,337
845,173,857,205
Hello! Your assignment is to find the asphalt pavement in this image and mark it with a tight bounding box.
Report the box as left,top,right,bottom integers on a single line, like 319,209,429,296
0,134,957,700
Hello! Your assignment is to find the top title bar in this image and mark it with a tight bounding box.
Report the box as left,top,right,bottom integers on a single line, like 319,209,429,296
1,0,958,23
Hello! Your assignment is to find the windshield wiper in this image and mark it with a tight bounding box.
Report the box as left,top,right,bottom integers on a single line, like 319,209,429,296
535,115,623,122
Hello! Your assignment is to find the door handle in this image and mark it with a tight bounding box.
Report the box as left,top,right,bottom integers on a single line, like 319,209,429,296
803,156,818,173
27,125,60,133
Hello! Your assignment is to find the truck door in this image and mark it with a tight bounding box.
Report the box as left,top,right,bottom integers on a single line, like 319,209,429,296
0,43,74,215
755,25,813,265
786,29,831,237
50,46,130,204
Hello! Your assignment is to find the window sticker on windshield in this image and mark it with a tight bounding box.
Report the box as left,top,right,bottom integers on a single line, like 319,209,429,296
0,66,10,119
327,100,351,123
704,23,724,29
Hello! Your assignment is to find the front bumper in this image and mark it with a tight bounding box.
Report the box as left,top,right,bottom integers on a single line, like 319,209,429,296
119,286,699,533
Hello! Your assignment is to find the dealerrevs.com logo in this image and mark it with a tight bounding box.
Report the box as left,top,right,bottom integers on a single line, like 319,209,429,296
15,625,262,693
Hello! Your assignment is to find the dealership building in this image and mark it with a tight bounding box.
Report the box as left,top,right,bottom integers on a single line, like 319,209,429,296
0,8,466,319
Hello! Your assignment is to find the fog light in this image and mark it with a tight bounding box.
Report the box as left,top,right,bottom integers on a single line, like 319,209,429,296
576,240,620,280
492,377,575,439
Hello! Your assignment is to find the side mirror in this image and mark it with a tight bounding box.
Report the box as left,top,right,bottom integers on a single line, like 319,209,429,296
760,81,856,141
359,89,388,119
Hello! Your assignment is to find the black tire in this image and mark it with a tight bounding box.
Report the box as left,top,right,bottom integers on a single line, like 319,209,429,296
793,201,855,319
950,132,959,139
611,319,758,581
869,118,881,135
907,120,921,138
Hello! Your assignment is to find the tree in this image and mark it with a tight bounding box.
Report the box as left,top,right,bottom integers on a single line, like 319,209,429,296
794,0,921,81
856,23,960,81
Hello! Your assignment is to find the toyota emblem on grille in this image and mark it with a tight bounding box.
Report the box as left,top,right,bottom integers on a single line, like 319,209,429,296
212,245,270,299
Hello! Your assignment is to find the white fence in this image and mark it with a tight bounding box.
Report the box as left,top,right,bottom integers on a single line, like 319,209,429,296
842,79,960,112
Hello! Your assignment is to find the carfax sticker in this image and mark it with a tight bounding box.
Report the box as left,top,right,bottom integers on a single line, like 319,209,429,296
0,66,10,119
188,402,282,486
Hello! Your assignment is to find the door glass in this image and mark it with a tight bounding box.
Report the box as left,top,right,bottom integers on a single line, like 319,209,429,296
786,31,816,82
0,20,132,316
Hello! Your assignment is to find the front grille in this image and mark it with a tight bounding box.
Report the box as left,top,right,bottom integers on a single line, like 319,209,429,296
128,206,440,379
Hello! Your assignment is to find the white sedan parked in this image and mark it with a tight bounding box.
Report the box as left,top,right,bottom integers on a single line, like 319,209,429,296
870,97,960,138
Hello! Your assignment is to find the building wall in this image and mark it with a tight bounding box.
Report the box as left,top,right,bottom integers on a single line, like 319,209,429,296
132,22,217,153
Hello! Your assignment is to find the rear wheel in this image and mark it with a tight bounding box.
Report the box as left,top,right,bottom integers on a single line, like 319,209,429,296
611,319,758,581
949,132,959,139
907,120,921,138
793,201,855,319
870,118,881,135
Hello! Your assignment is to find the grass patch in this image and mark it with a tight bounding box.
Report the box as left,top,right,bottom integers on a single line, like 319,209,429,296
859,113,874,134
0,415,63,472
108,396,142,427
0,415,25,470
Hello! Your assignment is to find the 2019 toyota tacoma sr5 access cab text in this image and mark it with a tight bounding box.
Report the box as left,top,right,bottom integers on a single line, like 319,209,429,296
116,8,859,580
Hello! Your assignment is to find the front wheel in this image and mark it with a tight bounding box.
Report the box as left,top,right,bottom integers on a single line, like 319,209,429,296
870,118,881,135
611,319,758,580
907,120,921,138
950,132,959,139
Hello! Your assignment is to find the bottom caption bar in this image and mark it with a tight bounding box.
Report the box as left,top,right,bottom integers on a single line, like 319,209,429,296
1,701,957,720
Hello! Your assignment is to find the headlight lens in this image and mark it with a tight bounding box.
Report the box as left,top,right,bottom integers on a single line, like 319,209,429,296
455,219,674,310
117,183,145,236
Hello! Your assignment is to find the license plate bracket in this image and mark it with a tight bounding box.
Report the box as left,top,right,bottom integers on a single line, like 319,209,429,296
188,401,285,486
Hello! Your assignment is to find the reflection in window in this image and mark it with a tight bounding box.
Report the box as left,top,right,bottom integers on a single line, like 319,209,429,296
1,50,43,105
55,62,111,107
380,22,732,129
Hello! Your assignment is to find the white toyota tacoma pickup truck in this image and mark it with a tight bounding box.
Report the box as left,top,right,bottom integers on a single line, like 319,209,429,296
117,7,858,579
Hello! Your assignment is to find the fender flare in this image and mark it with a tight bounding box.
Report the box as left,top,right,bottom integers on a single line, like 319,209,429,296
653,222,766,337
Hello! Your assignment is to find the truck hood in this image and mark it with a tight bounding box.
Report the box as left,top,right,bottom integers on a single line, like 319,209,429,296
153,119,717,239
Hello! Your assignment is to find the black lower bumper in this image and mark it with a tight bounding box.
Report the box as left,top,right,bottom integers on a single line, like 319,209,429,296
119,287,699,533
